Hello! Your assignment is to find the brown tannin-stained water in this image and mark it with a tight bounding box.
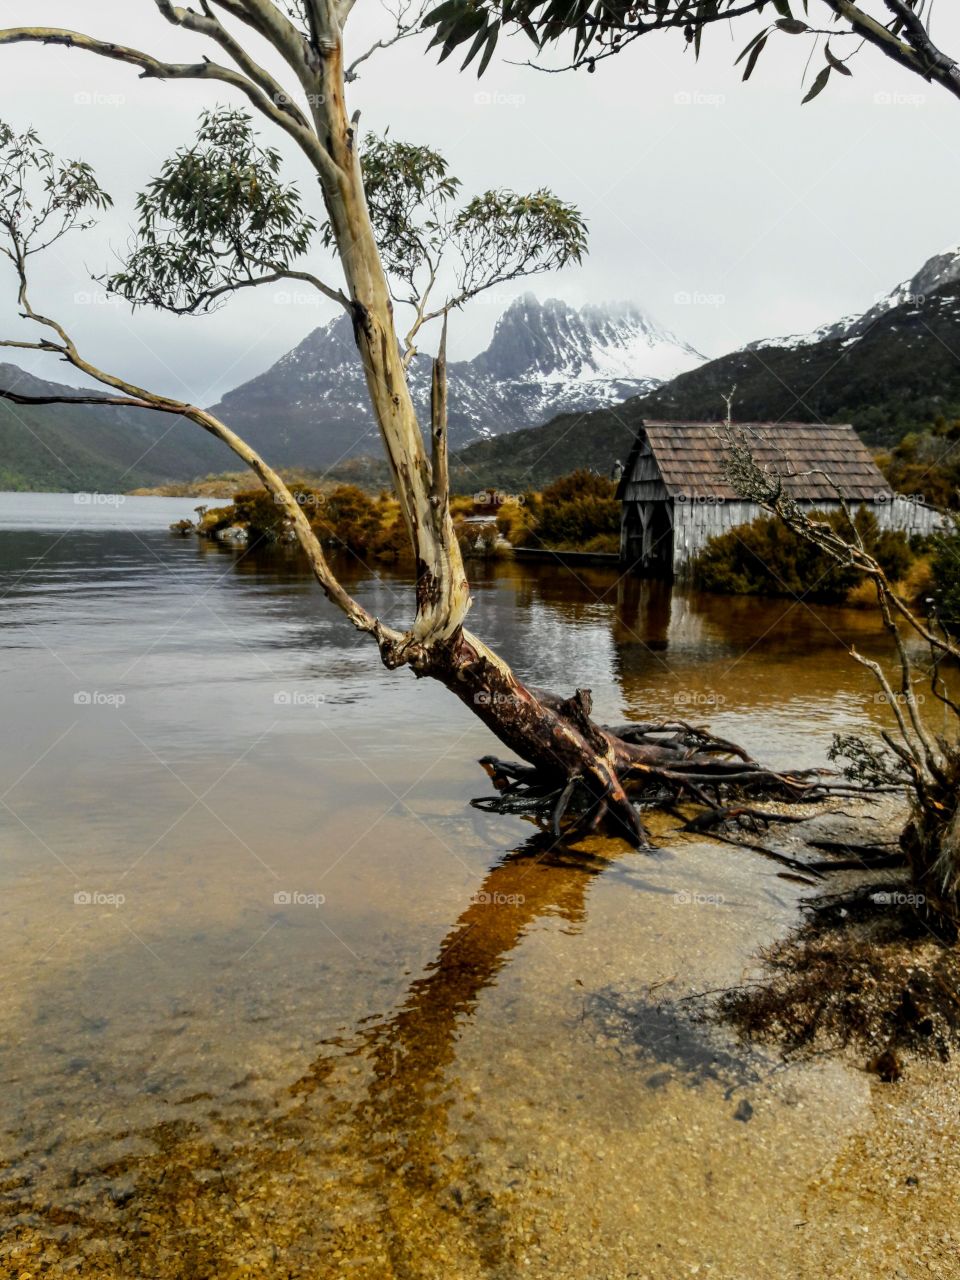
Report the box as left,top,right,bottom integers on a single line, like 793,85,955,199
1,494,959,1280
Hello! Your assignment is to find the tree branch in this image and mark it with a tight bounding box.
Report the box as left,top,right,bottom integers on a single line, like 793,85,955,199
822,0,960,100
152,0,313,129
2,331,405,652
127,265,349,314
344,0,429,82
429,310,448,513
0,27,339,182
208,0,317,76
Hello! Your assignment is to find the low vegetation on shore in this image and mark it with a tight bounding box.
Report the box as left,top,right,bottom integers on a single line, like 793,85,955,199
691,508,923,604
877,415,960,510
174,468,622,561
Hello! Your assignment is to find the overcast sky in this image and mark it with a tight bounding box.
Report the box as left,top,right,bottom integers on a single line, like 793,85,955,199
1,1,959,404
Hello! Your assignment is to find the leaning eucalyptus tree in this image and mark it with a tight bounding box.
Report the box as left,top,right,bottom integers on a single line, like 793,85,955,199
0,2,824,845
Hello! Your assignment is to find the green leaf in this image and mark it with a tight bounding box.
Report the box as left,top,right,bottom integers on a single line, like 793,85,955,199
801,63,831,103
825,43,853,76
461,21,493,71
735,26,770,66
476,27,499,76
741,33,768,82
775,18,808,34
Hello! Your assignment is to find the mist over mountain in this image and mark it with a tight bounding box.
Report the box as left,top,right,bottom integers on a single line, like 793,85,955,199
4,246,958,493
747,245,960,352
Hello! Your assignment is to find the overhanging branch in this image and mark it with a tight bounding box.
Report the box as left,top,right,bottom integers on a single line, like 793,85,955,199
0,26,339,181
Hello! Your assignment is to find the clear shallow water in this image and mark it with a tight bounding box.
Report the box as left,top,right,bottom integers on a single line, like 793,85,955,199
0,495,925,1278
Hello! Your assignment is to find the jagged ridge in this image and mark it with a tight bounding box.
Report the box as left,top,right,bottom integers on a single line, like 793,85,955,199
207,294,704,469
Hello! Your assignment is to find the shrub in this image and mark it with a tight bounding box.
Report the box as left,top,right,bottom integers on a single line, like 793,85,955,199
533,470,620,550
930,530,960,632
310,485,388,556
693,508,915,603
880,417,960,510
231,489,295,541
496,493,540,546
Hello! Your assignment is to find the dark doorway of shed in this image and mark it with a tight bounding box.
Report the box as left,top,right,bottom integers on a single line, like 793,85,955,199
623,501,674,578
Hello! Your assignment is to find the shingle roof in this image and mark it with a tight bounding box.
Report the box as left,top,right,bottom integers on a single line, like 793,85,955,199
618,421,889,502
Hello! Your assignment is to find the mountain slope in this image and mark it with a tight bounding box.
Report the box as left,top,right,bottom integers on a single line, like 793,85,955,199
0,363,229,491
752,245,960,351
208,294,703,469
450,273,960,489
640,279,960,445
449,402,642,493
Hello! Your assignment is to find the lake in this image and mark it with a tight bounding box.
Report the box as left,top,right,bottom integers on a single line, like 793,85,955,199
0,492,948,1278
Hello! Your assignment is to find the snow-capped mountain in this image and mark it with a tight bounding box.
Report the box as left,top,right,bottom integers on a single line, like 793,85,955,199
208,294,704,469
469,295,703,405
749,245,960,352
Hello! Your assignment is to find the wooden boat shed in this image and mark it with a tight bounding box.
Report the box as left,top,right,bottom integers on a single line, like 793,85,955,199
616,420,942,577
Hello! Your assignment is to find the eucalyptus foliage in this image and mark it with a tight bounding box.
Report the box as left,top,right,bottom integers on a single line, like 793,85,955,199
425,0,953,107
0,120,111,262
116,111,588,336
107,108,316,313
337,133,587,322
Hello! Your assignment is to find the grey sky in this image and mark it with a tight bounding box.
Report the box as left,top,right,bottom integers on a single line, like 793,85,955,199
2,1,959,405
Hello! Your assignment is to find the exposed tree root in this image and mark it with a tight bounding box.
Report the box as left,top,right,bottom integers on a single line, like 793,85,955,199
469,687,871,849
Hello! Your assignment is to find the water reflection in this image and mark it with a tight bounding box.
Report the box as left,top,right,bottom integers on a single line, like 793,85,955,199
284,837,615,1276
0,505,917,1277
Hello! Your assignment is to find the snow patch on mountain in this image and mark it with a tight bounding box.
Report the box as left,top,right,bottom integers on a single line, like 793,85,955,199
208,293,704,467
749,245,960,353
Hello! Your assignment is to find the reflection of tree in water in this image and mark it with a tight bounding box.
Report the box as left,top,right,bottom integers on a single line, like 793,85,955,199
280,836,614,1278
43,837,621,1279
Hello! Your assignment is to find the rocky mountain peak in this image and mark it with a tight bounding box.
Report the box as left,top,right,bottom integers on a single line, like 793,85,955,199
207,292,704,469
